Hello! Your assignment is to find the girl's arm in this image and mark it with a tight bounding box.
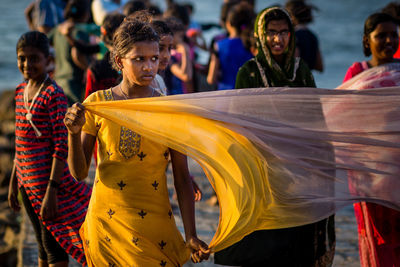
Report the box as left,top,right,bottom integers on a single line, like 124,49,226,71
170,149,209,262
207,43,219,85
8,161,20,212
65,103,96,181
170,43,193,82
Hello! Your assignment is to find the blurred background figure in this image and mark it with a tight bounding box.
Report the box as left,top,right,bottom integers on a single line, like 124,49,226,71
285,0,324,72
48,0,92,105
207,2,255,90
25,0,67,34
92,0,130,25
122,0,147,16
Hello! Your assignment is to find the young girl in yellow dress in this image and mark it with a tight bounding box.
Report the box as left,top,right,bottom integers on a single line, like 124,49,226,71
64,18,209,266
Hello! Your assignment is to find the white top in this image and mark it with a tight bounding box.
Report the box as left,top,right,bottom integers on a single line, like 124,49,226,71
151,74,168,96
91,0,130,25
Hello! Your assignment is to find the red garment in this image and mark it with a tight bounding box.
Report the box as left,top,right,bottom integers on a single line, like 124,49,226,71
394,43,400,59
85,68,118,99
15,81,91,265
343,62,400,267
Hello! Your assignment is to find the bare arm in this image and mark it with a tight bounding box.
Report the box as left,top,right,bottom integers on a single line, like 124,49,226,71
64,103,96,180
40,157,64,220
24,2,36,30
170,43,193,82
170,149,209,262
207,51,220,85
314,48,324,72
8,161,20,212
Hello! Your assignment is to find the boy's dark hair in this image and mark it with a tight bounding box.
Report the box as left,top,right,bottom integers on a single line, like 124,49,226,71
164,3,190,27
17,31,50,57
122,0,147,17
111,19,159,70
164,16,185,33
64,0,90,21
102,12,125,47
363,12,399,56
285,0,317,25
151,20,173,37
382,2,400,20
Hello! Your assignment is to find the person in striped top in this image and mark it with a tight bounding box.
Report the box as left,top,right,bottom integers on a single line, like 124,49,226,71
8,31,91,266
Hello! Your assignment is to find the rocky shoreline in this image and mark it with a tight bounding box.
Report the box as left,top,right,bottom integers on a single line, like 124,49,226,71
0,89,19,267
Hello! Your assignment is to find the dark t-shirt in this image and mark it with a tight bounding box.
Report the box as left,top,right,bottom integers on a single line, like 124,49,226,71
295,28,319,70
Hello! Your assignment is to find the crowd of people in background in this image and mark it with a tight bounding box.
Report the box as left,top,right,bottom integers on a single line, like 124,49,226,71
8,0,400,266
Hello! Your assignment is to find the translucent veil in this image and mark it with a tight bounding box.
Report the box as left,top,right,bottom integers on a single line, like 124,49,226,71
84,63,400,252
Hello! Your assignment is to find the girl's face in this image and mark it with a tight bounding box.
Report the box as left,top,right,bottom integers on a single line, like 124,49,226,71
367,21,399,61
17,46,49,81
158,34,173,71
265,19,291,57
118,41,159,87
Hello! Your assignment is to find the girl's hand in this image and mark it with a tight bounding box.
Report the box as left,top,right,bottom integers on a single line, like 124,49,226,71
40,187,58,220
64,103,86,134
8,178,20,212
192,178,202,202
186,236,210,263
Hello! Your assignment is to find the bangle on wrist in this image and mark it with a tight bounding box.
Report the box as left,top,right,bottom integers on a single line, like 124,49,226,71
48,180,61,189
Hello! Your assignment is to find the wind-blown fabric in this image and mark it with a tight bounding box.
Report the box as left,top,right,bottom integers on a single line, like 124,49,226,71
84,68,400,253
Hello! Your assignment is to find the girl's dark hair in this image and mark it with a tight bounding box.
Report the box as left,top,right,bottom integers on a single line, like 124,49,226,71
64,0,90,21
363,12,399,56
111,19,159,70
227,2,255,51
285,0,317,25
101,12,125,47
151,20,173,37
220,0,240,25
264,7,293,30
16,31,50,57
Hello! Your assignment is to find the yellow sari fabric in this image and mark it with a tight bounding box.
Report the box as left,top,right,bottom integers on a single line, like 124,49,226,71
81,89,190,266
84,86,400,254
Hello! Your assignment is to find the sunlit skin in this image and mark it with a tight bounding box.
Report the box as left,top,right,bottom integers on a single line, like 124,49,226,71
17,46,49,88
158,34,174,71
365,21,400,67
265,19,291,65
116,41,159,97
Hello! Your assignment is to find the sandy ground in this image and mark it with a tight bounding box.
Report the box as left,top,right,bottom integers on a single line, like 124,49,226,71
20,158,360,267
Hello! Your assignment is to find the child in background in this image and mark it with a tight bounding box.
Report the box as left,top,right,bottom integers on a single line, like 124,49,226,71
342,13,400,267
285,0,324,72
8,31,91,266
163,17,194,94
85,12,125,98
207,2,254,90
48,0,92,105
149,18,202,201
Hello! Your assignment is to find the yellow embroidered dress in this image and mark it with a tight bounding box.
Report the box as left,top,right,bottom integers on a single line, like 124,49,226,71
80,89,190,266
